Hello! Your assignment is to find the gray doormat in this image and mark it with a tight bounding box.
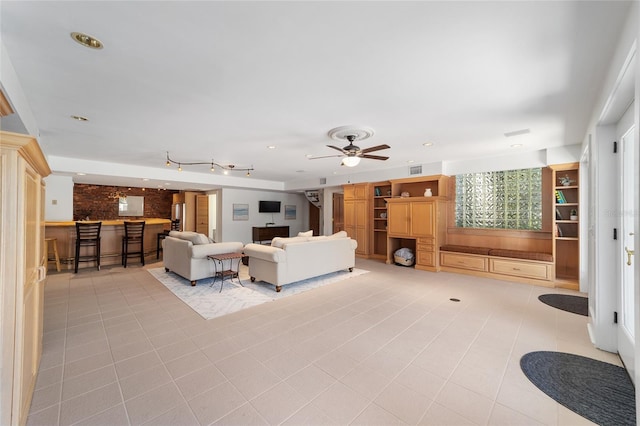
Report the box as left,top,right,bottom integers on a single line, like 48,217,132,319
520,351,635,425
538,294,588,316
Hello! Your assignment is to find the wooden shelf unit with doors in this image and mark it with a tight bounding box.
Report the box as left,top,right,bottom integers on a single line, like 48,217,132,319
551,163,579,289
343,183,371,256
385,175,449,271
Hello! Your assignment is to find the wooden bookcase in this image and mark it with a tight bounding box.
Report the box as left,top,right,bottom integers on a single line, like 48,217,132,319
372,182,392,259
551,163,579,289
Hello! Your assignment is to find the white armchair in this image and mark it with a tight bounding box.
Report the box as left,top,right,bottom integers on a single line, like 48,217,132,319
162,232,243,286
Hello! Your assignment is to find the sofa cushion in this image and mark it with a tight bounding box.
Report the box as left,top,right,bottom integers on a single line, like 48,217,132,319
297,230,313,237
168,231,210,245
327,231,348,239
271,236,307,248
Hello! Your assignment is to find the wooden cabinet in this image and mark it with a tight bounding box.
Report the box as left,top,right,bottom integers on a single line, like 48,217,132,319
1,131,51,426
384,175,449,271
343,183,370,256
386,198,446,271
551,163,579,289
252,226,290,243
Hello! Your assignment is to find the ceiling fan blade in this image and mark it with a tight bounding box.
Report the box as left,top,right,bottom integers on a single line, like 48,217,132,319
361,154,389,161
309,154,344,160
327,145,347,153
360,144,390,154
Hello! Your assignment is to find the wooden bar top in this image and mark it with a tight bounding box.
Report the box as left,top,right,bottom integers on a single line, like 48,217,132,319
46,218,171,227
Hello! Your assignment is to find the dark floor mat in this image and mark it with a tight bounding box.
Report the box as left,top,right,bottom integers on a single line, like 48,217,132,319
520,351,635,425
538,294,588,316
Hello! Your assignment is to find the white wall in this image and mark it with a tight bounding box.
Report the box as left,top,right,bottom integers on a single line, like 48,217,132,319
219,188,308,244
43,175,73,221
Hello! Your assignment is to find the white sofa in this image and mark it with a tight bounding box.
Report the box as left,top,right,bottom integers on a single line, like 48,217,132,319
163,231,244,286
242,232,357,292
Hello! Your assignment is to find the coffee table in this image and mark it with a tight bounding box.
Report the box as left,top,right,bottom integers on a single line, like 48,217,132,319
208,252,244,292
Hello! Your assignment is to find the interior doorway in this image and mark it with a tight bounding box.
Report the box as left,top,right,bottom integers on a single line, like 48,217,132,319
308,202,320,236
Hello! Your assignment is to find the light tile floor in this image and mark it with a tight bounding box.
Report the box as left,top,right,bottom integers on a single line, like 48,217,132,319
28,258,620,425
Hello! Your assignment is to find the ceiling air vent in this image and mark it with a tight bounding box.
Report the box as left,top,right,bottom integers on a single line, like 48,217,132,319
409,165,422,175
320,177,327,185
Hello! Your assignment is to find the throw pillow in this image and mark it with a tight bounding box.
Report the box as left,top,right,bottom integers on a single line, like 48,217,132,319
298,230,313,237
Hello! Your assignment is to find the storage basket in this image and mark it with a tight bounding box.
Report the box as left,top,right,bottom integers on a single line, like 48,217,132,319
394,248,415,266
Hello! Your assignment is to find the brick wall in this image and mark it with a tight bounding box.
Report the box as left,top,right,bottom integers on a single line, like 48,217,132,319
73,184,178,221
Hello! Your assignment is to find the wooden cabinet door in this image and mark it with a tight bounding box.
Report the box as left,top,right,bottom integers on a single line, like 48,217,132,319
410,201,435,237
354,184,368,199
18,165,44,424
344,185,355,200
344,199,356,239
196,195,209,235
354,200,368,255
387,202,410,236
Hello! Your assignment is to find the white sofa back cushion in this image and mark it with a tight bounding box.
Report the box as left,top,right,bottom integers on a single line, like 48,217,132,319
169,231,210,245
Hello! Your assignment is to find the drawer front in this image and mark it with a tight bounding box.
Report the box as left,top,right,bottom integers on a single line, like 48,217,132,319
490,259,550,280
416,237,434,245
416,243,433,252
441,252,487,272
416,250,435,267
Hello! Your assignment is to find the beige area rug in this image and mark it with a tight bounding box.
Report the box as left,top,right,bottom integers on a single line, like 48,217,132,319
147,267,368,320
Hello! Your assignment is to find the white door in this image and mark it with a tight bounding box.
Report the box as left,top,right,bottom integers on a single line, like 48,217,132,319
618,127,637,379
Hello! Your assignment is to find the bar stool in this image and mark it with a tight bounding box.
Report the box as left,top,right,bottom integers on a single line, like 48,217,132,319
45,237,61,272
74,221,102,273
122,221,145,267
156,219,180,259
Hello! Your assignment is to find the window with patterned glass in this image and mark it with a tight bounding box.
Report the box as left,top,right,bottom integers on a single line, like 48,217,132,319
455,168,542,230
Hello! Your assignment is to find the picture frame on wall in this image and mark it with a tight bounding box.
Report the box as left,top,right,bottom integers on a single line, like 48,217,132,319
284,204,296,220
232,204,249,221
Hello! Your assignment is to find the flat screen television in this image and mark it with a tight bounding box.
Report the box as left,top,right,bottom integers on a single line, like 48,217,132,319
259,200,281,213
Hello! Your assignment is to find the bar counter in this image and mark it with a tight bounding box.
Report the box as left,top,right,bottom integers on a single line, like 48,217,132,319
45,219,171,271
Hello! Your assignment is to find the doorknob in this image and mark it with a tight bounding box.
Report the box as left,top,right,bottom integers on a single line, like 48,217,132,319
625,246,635,266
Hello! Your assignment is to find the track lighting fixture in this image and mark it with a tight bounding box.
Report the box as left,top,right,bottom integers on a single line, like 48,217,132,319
165,152,253,175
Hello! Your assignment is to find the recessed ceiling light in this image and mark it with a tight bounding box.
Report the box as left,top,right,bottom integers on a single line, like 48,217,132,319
267,145,276,149
76,172,86,176
70,32,103,49
423,142,433,147
407,160,415,164
305,154,313,158
71,115,88,121
511,143,523,148
142,178,149,181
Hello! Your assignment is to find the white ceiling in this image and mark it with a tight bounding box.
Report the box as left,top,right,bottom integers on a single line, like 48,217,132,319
0,1,632,191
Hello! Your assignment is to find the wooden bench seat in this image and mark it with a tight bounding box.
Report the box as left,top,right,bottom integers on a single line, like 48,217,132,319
439,245,554,286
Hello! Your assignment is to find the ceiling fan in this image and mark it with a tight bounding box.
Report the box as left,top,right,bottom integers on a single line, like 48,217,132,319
310,134,390,167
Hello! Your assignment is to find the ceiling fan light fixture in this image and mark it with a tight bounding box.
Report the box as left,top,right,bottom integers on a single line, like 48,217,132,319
342,156,361,167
